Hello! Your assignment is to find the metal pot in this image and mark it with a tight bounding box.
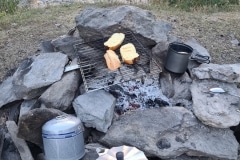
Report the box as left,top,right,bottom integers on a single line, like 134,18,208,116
164,42,193,74
42,115,85,160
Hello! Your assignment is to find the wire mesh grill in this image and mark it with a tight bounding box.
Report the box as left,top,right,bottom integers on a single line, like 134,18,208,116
74,31,161,92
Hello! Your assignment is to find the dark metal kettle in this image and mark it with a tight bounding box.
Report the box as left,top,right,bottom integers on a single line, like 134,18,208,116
164,42,193,74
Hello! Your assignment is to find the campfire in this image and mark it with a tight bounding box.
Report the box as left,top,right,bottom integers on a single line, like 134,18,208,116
0,5,240,160
74,31,161,92
74,30,167,115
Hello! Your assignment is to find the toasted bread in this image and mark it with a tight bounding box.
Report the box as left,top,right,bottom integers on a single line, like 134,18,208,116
120,43,139,64
104,50,121,70
104,33,125,50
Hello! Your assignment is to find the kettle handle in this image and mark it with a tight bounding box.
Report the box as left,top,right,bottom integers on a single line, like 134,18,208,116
189,53,210,64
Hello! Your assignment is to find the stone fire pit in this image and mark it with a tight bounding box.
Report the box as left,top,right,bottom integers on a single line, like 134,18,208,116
0,5,240,160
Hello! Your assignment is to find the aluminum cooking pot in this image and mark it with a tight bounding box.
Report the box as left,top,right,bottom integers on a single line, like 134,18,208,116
42,115,85,160
164,42,193,74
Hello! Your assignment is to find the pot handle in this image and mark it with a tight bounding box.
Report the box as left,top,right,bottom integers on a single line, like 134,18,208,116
189,53,210,64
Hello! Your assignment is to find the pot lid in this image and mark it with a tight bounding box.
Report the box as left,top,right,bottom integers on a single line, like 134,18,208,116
42,114,83,134
96,145,148,160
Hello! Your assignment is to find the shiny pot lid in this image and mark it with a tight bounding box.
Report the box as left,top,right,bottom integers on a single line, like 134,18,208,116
42,115,83,135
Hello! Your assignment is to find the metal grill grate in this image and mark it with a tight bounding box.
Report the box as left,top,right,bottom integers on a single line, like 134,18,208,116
74,31,161,92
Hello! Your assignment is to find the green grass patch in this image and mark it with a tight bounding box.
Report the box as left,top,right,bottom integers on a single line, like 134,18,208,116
150,0,239,12
168,0,239,7
0,0,19,14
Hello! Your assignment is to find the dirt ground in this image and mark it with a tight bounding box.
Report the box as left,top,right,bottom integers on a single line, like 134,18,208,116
0,4,240,82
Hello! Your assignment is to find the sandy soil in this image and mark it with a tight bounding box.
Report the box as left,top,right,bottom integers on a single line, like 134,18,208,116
0,4,240,82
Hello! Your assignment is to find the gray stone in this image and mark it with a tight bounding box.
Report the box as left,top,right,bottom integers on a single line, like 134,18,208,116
39,59,81,111
18,0,47,8
40,40,55,53
0,76,21,108
233,124,240,141
190,80,240,128
170,99,193,112
19,99,40,118
159,72,192,100
82,148,99,160
187,60,201,78
159,72,174,98
0,128,4,159
51,35,83,59
90,129,106,143
172,72,192,100
1,150,21,160
0,103,22,159
238,151,240,160
36,153,45,160
152,41,169,57
82,143,105,160
79,83,87,95
167,154,214,160
6,121,34,160
75,5,172,47
230,34,240,46
0,101,22,124
185,38,211,63
192,63,240,83
231,39,240,46
18,0,29,8
152,41,169,68
17,108,66,147
73,90,116,133
168,35,178,43
1,127,21,160
100,107,238,160
12,52,68,99
151,37,179,68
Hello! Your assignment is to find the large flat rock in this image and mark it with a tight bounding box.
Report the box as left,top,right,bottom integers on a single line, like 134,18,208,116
100,107,238,160
39,68,81,111
51,35,83,60
12,52,68,99
192,63,240,83
73,90,116,133
190,80,240,128
75,5,172,48
6,121,34,160
17,108,66,147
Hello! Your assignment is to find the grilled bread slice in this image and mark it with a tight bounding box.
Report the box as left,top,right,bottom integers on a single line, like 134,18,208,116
104,50,121,70
120,43,139,64
104,33,125,50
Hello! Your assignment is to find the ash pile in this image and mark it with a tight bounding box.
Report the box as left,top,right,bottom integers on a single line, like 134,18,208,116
105,75,170,115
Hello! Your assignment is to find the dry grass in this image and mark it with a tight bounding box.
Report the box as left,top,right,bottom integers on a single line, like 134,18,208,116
0,4,83,81
0,2,240,82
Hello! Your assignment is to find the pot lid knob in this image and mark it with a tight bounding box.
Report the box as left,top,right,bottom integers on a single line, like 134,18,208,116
116,151,124,160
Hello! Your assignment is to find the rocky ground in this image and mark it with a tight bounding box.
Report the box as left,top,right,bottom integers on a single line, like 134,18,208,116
0,3,240,82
